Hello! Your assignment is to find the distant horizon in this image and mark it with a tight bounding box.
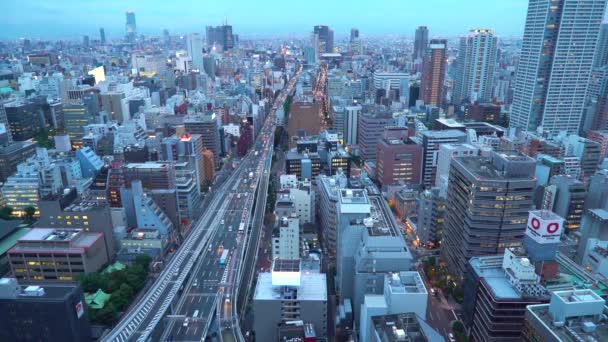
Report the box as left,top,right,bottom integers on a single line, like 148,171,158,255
4,0,540,41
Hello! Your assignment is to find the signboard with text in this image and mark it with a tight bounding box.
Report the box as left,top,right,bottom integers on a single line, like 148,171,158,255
525,211,564,244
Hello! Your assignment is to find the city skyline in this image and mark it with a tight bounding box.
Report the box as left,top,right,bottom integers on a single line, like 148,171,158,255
5,0,538,40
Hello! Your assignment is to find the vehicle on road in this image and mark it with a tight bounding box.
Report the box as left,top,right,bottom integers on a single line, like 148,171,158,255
193,279,198,287
238,222,245,233
228,225,233,232
219,249,229,266
249,171,254,179
237,193,241,199
448,333,456,342
183,318,189,327
220,219,225,225
193,310,199,318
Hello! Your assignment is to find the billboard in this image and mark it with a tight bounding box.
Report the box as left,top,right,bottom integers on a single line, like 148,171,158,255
525,211,564,244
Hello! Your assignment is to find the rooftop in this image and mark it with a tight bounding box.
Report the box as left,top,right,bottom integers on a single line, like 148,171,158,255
254,272,327,302
371,313,444,342
386,272,427,295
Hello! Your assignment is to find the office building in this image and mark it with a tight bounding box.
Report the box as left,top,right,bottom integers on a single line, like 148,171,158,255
357,111,395,161
576,209,608,263
0,278,92,342
286,150,321,181
550,175,587,231
75,146,103,179
375,138,423,188
184,114,220,165
124,162,176,190
359,272,429,342
0,140,37,182
8,228,108,281
345,105,361,146
421,39,447,107
253,260,327,342
337,187,413,320
585,169,608,210
37,193,117,261
464,103,502,124
63,104,94,148
453,29,497,105
413,26,429,61
367,313,443,342
523,290,608,342
416,130,467,188
441,151,536,281
272,217,300,260
563,135,602,180
417,188,445,246
125,11,136,42
120,180,174,238
317,172,347,259
510,0,607,134
1,170,39,217
4,101,43,142
186,33,204,71
99,27,106,44
434,143,479,197
464,248,549,341
313,25,334,53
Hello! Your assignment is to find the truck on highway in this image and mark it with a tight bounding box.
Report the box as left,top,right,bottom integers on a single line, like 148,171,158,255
238,222,245,233
219,249,229,266
249,171,254,179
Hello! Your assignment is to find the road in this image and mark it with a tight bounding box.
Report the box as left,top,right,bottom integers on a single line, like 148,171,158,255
162,67,302,342
104,66,301,342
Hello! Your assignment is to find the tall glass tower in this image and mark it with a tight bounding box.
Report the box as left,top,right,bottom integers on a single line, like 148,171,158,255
125,11,136,43
510,0,607,134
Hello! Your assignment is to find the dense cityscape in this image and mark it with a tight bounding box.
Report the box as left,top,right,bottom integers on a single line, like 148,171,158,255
1,1,608,342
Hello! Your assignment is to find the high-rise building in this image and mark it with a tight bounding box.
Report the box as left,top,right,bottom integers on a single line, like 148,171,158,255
421,39,447,107
523,289,608,341
375,137,423,188
272,217,300,260
8,228,108,281
83,35,89,47
415,130,467,188
253,260,327,342
465,248,549,341
99,27,106,44
441,151,536,281
125,11,136,42
595,23,608,67
417,188,445,246
349,28,362,55
357,111,395,161
550,175,587,231
184,114,220,165
452,29,497,105
0,278,92,342
413,26,429,61
510,0,608,134
313,25,333,53
186,33,204,71
344,105,361,146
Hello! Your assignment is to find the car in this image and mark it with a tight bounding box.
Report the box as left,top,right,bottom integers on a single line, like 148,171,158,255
183,318,190,327
193,279,198,287
448,333,456,342
220,219,225,225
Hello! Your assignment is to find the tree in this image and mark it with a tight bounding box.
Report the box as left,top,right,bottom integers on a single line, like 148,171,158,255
0,206,13,220
134,255,152,270
24,206,36,222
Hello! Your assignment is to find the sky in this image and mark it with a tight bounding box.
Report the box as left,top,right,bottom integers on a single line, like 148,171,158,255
0,0,564,40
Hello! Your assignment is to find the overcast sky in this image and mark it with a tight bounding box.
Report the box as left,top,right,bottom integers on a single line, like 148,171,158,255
3,0,604,40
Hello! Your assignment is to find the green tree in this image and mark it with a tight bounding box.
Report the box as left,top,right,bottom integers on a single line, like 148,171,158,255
134,255,152,270
24,206,36,222
0,206,13,220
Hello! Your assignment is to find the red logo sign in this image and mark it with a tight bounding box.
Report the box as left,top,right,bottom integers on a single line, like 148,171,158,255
547,222,560,234
531,217,541,230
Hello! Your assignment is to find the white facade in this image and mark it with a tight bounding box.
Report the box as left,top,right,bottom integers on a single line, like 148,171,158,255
272,217,300,260
186,33,204,71
453,29,497,104
435,143,479,197
345,105,361,146
510,0,608,134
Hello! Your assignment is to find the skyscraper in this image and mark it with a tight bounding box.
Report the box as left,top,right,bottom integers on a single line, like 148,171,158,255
99,28,106,44
421,39,447,107
350,28,359,42
313,25,333,53
510,0,608,134
594,23,608,67
125,11,136,43
441,151,536,281
452,29,497,105
186,33,204,71
413,26,429,61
